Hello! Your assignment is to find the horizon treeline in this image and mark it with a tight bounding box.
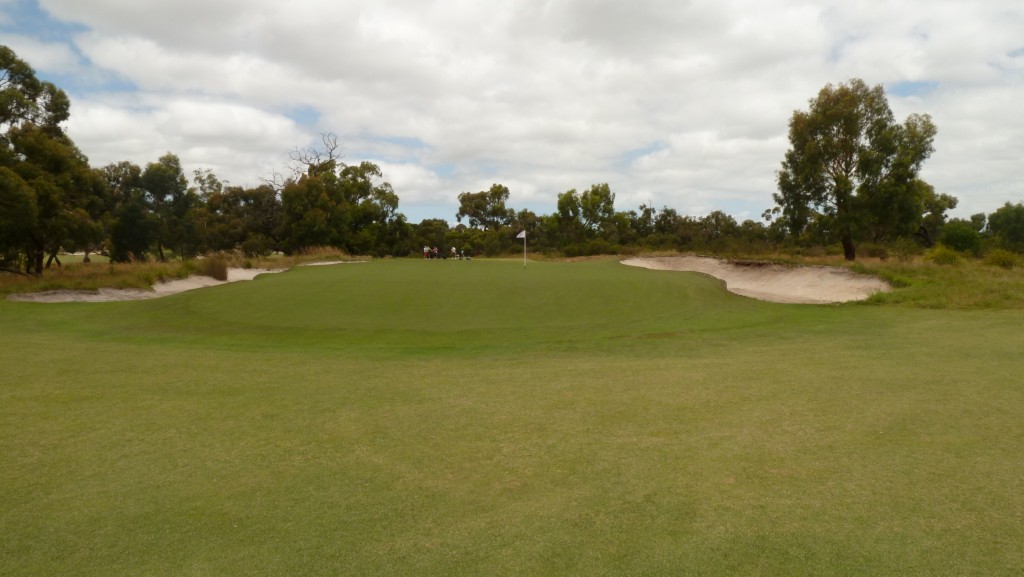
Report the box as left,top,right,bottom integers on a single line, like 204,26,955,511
3,45,1024,275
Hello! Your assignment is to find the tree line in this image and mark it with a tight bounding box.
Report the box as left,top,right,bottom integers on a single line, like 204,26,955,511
2,46,1023,275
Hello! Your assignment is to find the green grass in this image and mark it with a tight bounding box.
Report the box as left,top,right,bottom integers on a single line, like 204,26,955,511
2,259,1023,576
856,258,1024,308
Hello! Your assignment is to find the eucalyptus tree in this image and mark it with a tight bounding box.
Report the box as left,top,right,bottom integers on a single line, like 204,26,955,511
141,153,199,260
554,183,616,245
0,45,102,274
280,156,402,255
102,161,154,262
456,184,515,231
774,78,936,260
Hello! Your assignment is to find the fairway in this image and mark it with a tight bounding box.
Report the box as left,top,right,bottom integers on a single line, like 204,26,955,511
2,259,1022,576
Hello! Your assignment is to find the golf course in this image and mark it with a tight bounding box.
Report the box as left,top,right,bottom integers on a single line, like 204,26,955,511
2,258,1022,576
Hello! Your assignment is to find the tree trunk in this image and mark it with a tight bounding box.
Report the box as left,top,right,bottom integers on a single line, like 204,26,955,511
841,235,856,261
28,248,45,275
45,252,62,268
915,225,934,248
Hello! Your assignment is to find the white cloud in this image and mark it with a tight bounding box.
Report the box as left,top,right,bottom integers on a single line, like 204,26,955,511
65,95,308,185
0,32,79,74
5,0,1023,221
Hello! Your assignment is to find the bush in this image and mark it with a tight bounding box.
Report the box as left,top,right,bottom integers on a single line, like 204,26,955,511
940,220,981,255
241,235,275,258
197,254,229,281
859,243,889,259
562,239,619,257
891,237,923,262
983,248,1021,270
925,245,962,266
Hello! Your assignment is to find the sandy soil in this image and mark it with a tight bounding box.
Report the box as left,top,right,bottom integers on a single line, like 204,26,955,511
7,268,283,303
621,256,890,304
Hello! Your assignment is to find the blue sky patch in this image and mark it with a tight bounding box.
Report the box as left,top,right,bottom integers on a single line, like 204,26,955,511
887,80,939,97
283,105,320,128
1,0,87,42
617,141,667,169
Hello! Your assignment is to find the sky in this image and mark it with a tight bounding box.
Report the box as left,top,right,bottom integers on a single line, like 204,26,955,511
2,0,1022,224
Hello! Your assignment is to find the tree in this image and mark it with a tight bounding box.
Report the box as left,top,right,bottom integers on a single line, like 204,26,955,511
988,202,1024,252
627,203,657,241
196,174,282,257
1,45,70,133
0,166,35,272
7,126,106,269
554,183,616,246
141,153,197,260
698,210,739,248
456,184,514,230
102,161,154,262
109,190,155,262
579,183,616,235
940,219,981,254
413,218,450,254
279,153,401,254
916,182,958,247
774,78,937,260
0,45,100,274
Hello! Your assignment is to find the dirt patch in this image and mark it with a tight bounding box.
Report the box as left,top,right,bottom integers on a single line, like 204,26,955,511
621,256,889,304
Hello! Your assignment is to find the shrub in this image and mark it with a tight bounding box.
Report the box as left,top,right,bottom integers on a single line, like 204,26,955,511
197,254,229,281
562,239,618,257
891,237,923,262
859,243,889,259
940,220,981,255
241,235,274,258
925,245,962,266
983,248,1021,270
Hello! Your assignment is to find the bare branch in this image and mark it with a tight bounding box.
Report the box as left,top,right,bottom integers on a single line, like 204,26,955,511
287,132,346,177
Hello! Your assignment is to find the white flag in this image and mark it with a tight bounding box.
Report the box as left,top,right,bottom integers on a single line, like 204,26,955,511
516,230,526,239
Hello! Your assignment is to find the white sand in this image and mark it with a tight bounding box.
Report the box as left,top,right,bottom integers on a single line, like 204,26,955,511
621,256,890,304
8,268,283,303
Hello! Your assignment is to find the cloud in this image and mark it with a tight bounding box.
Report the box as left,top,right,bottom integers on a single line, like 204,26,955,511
5,0,1023,222
65,95,308,184
0,32,78,73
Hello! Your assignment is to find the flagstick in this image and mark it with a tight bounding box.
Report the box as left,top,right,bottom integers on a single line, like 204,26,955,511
516,230,527,268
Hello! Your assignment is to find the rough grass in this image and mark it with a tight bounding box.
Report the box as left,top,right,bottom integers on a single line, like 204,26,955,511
2,259,1023,576
695,251,1024,310
854,258,1024,308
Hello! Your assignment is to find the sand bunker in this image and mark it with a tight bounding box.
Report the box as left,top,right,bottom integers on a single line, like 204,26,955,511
621,256,889,304
7,268,283,303
9,260,372,303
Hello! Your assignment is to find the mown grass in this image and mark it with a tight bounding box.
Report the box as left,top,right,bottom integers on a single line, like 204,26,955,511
2,258,1023,576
